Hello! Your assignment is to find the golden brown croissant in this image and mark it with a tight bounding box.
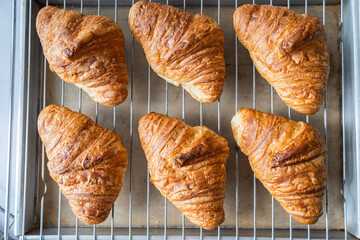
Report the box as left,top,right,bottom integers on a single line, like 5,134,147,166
231,108,327,224
129,1,225,103
233,5,330,115
38,105,127,225
36,6,128,106
138,112,229,230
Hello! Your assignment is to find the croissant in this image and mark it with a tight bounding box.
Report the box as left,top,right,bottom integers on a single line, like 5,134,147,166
233,5,330,115
138,112,229,230
38,105,127,225
36,6,128,106
231,108,327,224
129,1,225,103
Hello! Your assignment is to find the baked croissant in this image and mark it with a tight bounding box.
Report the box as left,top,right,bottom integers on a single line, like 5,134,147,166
138,112,229,230
129,1,225,103
233,5,330,115
231,108,327,224
38,105,127,225
36,6,128,106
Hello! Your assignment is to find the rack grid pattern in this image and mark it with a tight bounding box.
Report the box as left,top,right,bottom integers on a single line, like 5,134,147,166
1,0,348,239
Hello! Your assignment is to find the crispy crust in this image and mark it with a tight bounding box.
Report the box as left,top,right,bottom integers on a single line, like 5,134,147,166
138,112,229,230
36,6,128,106
231,108,327,225
38,105,127,224
233,4,330,114
129,1,225,103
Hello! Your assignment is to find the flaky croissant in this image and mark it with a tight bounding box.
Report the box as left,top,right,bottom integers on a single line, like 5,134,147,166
36,6,128,106
233,5,330,115
231,108,327,224
129,1,225,103
138,112,229,230
38,105,127,225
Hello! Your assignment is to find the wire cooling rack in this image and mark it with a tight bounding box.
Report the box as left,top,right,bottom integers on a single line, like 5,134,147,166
2,0,356,239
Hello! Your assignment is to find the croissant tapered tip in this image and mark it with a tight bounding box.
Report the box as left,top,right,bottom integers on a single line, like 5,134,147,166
231,108,257,127
128,0,152,27
38,104,60,128
91,89,128,107
292,216,320,225
234,108,255,116
138,112,164,145
288,103,322,115
36,6,56,36
138,112,157,128
37,5,58,17
195,211,225,230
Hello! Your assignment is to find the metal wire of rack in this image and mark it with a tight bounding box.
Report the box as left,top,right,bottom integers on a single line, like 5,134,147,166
1,0,354,239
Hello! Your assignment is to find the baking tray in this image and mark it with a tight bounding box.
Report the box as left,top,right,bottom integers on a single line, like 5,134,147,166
1,0,360,239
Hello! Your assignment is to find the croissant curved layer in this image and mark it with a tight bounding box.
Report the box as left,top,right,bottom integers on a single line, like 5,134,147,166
138,112,229,230
233,5,330,115
129,1,225,103
38,105,128,225
231,108,327,224
36,6,128,106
